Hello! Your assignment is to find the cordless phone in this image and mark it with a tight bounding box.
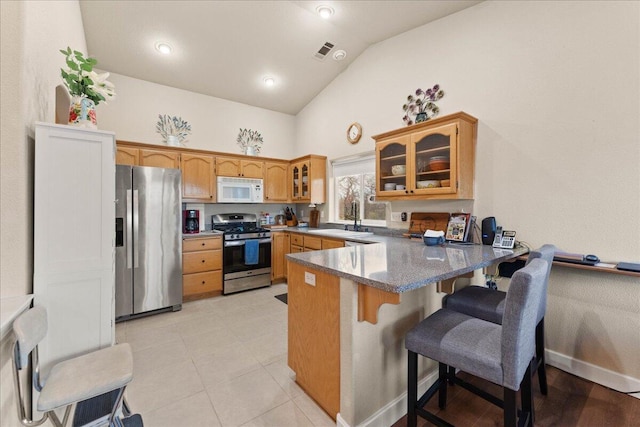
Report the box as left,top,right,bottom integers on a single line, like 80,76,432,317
492,226,516,249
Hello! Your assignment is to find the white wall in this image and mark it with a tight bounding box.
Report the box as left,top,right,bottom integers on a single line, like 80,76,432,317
97,73,296,158
1,1,88,425
296,1,640,385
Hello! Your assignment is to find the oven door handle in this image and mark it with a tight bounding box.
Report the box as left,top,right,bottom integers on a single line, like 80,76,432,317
224,238,272,247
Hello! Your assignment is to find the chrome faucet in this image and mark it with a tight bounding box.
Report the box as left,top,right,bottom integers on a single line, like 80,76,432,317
352,201,360,231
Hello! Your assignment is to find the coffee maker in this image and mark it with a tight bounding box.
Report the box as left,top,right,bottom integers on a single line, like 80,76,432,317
183,210,199,234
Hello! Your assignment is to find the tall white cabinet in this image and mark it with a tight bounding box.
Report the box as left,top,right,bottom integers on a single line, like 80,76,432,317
33,122,115,377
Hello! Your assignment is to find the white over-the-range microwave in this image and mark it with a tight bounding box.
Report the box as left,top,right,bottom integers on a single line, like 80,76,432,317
217,176,263,203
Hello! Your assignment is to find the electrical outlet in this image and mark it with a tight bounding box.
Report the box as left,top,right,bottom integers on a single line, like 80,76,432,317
321,211,324,218
304,271,316,286
301,209,304,217
391,212,402,221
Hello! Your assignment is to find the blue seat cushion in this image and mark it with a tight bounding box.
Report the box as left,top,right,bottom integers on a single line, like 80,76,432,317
406,309,503,386
443,286,506,325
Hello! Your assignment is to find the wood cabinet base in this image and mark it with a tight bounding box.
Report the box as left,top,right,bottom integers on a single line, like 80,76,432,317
288,262,340,419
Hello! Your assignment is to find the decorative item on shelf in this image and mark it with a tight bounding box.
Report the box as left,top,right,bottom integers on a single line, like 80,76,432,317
236,128,263,156
59,47,115,129
402,84,444,126
156,115,191,146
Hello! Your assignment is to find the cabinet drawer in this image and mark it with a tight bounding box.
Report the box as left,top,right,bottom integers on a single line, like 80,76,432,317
183,271,222,295
183,237,222,252
183,250,221,273
304,236,322,250
290,245,304,253
290,233,303,246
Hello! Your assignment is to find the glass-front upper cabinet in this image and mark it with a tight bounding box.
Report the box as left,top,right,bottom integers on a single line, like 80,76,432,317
290,155,326,203
373,112,477,200
375,136,410,196
411,123,457,196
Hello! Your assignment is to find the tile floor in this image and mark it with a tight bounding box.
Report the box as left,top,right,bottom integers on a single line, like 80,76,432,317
116,284,335,427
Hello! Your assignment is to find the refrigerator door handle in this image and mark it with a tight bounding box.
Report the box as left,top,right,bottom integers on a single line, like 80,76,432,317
126,189,133,269
133,189,139,268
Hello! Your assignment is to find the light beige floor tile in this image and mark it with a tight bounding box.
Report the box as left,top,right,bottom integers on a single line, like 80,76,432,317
182,325,240,358
193,343,262,388
264,356,304,399
240,400,314,427
174,311,226,339
123,309,187,331
127,359,204,414
206,367,290,427
124,323,181,353
132,337,189,377
293,393,336,427
142,391,221,427
242,329,288,366
227,314,283,342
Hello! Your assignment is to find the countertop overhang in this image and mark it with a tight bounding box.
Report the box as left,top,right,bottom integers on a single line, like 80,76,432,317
286,236,529,293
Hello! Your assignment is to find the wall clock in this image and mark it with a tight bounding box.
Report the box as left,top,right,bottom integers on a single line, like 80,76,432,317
347,122,362,144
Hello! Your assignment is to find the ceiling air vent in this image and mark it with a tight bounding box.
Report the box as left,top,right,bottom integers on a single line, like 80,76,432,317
314,41,335,61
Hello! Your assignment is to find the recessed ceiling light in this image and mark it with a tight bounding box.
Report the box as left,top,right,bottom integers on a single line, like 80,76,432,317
264,76,275,87
316,5,334,19
333,50,347,61
154,42,172,55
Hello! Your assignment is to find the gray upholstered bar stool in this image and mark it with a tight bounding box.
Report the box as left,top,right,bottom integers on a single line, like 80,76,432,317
405,258,549,427
12,306,139,427
442,244,555,394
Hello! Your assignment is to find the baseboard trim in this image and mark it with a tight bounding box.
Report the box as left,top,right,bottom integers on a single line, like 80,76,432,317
546,349,640,399
336,369,440,427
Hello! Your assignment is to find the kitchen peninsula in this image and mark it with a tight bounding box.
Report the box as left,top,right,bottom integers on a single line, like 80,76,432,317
286,238,528,426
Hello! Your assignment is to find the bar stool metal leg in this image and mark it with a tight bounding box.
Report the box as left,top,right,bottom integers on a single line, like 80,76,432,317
408,351,418,427
438,363,448,409
536,318,548,395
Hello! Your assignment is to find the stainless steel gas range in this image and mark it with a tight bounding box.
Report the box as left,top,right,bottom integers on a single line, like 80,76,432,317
212,213,272,294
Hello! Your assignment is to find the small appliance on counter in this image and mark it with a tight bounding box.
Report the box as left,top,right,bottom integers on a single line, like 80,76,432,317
183,209,200,234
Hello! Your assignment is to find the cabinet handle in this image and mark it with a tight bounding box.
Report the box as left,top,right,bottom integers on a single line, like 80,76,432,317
201,242,205,246
410,190,414,193
405,190,408,194
202,260,205,263
201,281,205,285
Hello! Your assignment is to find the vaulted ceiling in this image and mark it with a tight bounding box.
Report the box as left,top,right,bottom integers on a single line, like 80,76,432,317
80,1,481,115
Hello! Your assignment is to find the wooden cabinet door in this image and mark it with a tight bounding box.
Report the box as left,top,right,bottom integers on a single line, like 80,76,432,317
322,238,344,249
241,160,263,178
376,136,410,197
140,148,180,169
264,161,289,202
291,161,310,201
181,153,215,201
116,146,139,165
410,122,457,196
216,156,241,177
271,232,290,281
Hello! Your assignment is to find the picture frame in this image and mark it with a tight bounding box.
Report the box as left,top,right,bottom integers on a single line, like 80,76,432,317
445,213,471,242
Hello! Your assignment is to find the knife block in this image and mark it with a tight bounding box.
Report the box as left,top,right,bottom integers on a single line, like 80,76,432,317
309,209,320,228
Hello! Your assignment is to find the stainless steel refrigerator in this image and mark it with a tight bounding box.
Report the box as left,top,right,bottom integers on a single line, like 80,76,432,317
115,165,183,320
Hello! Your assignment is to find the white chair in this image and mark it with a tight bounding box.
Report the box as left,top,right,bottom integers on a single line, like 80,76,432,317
12,305,140,426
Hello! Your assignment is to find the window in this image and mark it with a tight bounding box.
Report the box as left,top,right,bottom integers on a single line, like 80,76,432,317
331,154,386,226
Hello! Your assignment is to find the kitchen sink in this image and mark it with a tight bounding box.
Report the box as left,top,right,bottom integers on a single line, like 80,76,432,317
306,229,374,238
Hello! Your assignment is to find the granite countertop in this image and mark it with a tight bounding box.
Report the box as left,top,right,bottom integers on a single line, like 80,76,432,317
286,237,529,293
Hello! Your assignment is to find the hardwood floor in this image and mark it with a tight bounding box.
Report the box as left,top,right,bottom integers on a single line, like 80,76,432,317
392,366,640,426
